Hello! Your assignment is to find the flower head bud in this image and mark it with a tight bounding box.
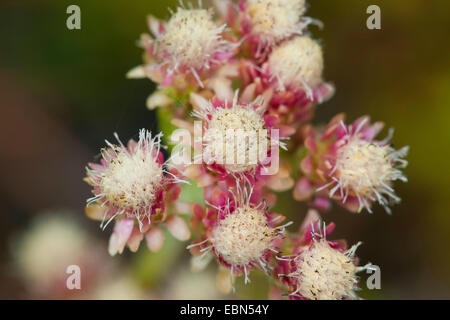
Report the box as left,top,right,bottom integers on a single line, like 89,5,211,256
188,183,289,283
245,0,307,45
335,136,405,201
100,138,163,212
15,212,106,296
86,130,165,221
159,7,230,78
85,129,185,255
320,118,409,213
267,36,323,91
194,93,270,174
293,239,360,300
206,105,267,173
212,205,276,267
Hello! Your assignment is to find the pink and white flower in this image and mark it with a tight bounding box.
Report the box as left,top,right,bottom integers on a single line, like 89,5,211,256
275,210,371,300
297,114,409,213
84,129,188,255
262,36,333,101
238,0,320,55
188,182,289,284
190,91,288,179
128,4,236,89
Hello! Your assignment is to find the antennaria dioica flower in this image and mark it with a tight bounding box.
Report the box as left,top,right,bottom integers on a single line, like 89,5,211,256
84,0,409,299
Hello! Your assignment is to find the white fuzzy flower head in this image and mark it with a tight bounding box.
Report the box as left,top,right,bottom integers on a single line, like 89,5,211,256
86,129,166,223
334,134,409,213
160,7,227,72
246,0,306,45
101,148,162,211
268,36,323,91
197,95,269,173
15,213,89,291
293,239,359,300
101,132,163,211
211,205,276,267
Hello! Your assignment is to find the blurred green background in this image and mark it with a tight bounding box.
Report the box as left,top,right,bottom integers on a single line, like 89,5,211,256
0,0,449,299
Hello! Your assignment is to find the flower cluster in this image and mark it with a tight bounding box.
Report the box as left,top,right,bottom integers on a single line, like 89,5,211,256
84,0,409,299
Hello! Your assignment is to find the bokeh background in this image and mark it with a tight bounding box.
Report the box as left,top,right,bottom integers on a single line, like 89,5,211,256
0,0,449,299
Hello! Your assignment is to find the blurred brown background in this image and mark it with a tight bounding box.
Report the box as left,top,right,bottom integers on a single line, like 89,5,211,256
0,0,449,299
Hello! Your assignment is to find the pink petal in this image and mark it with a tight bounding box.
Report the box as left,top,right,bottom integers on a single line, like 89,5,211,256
193,203,205,221
341,196,363,213
363,122,384,141
127,226,144,252
108,218,134,256
300,209,321,235
166,216,191,241
279,125,296,137
147,15,163,38
300,155,314,174
313,196,331,212
304,136,317,153
264,114,279,127
314,82,335,103
145,227,164,252
161,73,174,87
293,177,313,201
